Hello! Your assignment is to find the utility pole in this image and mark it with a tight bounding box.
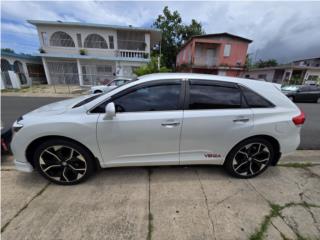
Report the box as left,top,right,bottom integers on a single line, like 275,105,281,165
158,42,161,71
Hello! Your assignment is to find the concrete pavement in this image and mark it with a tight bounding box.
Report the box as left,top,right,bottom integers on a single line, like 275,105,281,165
1,151,320,240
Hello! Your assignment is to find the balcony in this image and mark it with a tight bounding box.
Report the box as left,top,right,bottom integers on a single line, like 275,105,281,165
116,50,149,59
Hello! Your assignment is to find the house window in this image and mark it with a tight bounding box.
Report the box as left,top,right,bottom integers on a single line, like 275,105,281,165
41,32,48,46
84,34,108,49
77,33,82,48
258,74,267,80
117,31,145,50
223,44,231,57
50,31,75,47
109,36,114,49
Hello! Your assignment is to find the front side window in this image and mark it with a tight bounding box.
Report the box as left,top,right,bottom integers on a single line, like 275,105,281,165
240,86,274,108
113,83,181,112
189,83,241,109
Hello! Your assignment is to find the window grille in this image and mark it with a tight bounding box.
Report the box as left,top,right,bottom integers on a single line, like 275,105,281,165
1,59,11,71
77,33,82,48
109,36,114,49
117,31,145,50
47,62,79,84
84,34,108,49
50,31,75,47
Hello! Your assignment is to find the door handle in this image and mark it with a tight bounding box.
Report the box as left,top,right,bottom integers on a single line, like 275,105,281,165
161,122,180,127
233,118,250,123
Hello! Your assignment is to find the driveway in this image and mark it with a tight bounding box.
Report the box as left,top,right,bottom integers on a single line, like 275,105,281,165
1,155,320,240
1,96,319,149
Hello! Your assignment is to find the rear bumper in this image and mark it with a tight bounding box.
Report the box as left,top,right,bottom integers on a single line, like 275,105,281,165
15,159,34,172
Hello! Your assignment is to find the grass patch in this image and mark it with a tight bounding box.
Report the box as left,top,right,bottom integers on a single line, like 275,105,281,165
249,203,282,240
278,162,314,168
147,212,154,240
249,202,319,240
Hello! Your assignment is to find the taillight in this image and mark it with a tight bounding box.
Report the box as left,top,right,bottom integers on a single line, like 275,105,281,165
292,111,305,125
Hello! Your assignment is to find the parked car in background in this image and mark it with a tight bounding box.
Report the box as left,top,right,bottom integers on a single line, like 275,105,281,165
11,73,304,185
91,78,132,94
281,85,320,103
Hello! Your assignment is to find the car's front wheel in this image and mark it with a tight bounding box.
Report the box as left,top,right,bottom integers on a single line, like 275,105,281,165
34,139,94,185
224,138,274,178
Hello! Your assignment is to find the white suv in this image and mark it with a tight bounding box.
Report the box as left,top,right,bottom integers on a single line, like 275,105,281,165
11,73,305,185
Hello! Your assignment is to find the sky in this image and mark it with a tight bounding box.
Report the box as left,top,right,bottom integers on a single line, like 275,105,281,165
1,1,320,63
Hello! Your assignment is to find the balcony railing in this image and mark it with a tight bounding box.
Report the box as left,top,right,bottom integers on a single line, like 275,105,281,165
117,50,149,59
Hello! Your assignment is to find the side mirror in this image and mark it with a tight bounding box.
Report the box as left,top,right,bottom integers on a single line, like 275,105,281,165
104,102,116,119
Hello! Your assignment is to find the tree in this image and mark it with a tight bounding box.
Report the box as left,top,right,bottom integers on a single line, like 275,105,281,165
133,56,171,76
153,6,205,69
1,48,15,53
255,59,278,68
245,54,253,70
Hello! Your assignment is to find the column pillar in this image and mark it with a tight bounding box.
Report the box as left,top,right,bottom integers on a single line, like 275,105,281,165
77,59,84,85
41,57,52,85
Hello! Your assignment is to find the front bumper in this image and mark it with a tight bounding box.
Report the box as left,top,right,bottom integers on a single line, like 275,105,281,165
15,159,34,172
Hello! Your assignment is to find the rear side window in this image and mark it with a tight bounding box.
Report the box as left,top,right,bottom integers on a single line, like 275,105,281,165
240,86,274,108
189,83,242,109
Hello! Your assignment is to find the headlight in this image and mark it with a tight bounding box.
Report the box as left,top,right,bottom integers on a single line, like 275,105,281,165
12,117,24,133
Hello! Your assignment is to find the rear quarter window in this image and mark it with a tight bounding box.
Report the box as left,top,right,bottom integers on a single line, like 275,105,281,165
240,86,274,108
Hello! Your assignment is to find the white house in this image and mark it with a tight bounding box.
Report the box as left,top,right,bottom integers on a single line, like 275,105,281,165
1,51,46,89
28,20,161,86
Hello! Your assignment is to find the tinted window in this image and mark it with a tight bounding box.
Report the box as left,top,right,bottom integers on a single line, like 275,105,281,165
189,84,241,109
241,86,273,108
113,84,181,112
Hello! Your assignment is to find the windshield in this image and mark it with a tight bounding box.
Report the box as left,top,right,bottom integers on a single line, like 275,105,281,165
281,86,299,91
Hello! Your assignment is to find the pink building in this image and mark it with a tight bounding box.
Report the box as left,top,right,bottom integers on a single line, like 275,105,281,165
176,33,252,77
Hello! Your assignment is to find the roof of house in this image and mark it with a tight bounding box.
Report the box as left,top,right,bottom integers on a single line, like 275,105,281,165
179,32,252,51
27,20,161,33
247,64,320,72
1,51,42,61
292,57,320,62
192,33,252,43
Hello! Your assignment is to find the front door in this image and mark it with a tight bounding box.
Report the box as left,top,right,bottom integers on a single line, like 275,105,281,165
206,49,216,67
180,80,254,164
97,80,184,166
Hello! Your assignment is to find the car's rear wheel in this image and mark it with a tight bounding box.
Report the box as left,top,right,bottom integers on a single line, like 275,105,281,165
224,138,274,178
34,139,94,185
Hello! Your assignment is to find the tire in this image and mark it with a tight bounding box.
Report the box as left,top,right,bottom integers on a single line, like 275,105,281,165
224,138,275,179
94,90,103,94
33,139,94,185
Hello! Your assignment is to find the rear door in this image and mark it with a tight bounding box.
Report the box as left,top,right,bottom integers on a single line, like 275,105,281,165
180,79,254,164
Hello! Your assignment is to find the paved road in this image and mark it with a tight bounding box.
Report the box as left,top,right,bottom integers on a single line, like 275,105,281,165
1,96,320,149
